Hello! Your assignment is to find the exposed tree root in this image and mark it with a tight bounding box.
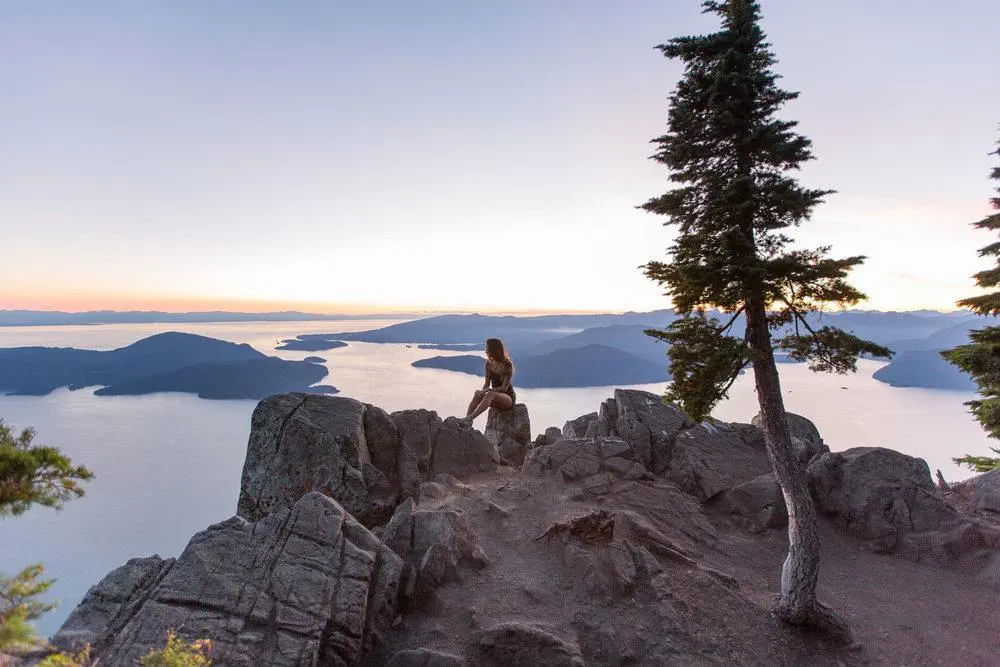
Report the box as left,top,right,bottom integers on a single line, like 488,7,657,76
773,596,854,645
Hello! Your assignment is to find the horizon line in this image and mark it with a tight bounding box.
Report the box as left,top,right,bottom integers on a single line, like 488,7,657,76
0,305,973,317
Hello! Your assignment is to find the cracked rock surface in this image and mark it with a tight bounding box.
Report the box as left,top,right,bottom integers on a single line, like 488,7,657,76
55,492,403,666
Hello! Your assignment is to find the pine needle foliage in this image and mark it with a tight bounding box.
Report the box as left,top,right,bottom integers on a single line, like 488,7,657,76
0,420,93,518
642,0,891,421
942,132,1000,471
0,564,55,652
1,421,93,653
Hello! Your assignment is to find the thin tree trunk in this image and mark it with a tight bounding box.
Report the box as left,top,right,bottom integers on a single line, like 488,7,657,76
744,295,851,641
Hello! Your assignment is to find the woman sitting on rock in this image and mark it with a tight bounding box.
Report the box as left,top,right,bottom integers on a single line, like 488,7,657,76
463,338,516,424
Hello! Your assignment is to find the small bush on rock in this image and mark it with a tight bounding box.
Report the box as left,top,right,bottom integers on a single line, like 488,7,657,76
140,630,212,667
37,644,93,666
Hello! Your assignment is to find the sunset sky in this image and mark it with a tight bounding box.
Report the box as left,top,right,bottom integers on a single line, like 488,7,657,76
3,1,999,314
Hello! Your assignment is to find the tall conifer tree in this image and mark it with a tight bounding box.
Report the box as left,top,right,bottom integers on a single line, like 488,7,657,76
642,0,890,636
941,133,1000,472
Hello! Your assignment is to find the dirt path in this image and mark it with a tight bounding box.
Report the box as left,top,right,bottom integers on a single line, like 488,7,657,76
706,515,1000,666
364,469,1000,665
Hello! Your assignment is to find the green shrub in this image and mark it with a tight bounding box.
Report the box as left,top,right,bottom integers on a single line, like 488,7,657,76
37,644,93,666
0,420,93,652
0,564,56,652
140,630,212,666
38,630,212,666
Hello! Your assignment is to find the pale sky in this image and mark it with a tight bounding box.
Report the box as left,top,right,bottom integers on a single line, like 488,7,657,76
2,1,998,314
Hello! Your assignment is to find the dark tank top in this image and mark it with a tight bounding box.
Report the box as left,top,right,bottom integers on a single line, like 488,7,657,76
488,362,515,398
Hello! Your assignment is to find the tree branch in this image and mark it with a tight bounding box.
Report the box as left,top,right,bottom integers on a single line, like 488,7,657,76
720,306,746,335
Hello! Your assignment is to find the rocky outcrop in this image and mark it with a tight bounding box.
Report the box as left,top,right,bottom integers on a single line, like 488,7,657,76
807,447,995,559
598,390,691,472
562,413,597,439
392,410,499,481
716,472,788,533
431,417,501,479
237,394,405,527
666,419,772,501
533,427,565,449
391,408,441,474
55,492,403,666
524,437,653,496
237,396,498,529
381,499,488,603
53,391,1000,666
485,404,532,467
589,390,770,501
52,556,174,652
602,481,718,555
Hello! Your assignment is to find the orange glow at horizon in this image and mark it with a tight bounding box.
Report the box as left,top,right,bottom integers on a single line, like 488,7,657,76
0,293,622,317
0,289,970,316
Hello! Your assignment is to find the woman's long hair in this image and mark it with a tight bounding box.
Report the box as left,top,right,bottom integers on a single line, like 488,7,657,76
486,338,513,370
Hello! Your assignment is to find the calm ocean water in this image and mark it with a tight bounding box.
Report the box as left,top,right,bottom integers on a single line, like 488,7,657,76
0,320,991,636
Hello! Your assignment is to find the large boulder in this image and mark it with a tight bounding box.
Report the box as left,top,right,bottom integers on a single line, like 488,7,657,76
53,492,403,666
236,394,420,527
391,408,441,473
524,437,653,496
533,427,564,449
237,393,402,527
485,404,531,446
597,390,771,500
381,499,488,602
544,426,564,443
562,412,597,439
666,419,772,501
598,390,691,473
366,403,421,506
751,411,830,465
391,410,499,481
716,472,788,533
807,447,979,558
432,417,500,479
950,469,1000,514
237,395,498,530
485,404,532,467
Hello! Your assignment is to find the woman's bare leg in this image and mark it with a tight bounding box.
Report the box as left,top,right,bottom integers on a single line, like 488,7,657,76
468,391,512,421
467,391,494,421
466,389,486,417
491,393,513,411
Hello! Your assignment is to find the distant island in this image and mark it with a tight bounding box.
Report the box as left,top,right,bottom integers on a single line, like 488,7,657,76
296,310,982,390
0,332,336,399
416,343,482,351
276,338,348,352
298,309,976,350
0,310,423,327
303,356,327,363
872,350,976,391
868,320,983,390
412,344,668,388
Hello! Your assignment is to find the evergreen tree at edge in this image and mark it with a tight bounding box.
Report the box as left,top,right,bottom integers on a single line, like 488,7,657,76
642,0,891,638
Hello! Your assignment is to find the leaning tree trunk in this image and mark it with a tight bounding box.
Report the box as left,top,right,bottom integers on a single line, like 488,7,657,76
744,297,851,641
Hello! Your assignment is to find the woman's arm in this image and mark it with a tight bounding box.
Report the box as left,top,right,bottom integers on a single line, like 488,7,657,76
482,361,490,390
